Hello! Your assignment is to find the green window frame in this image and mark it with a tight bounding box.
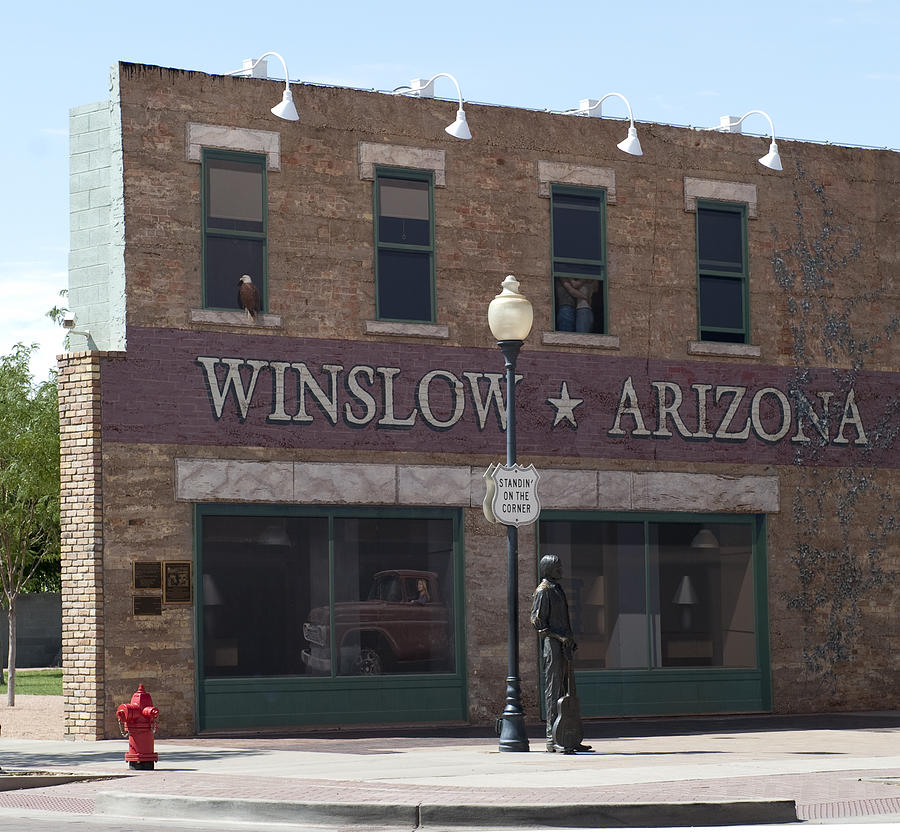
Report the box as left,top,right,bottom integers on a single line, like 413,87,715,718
537,511,771,717
374,167,436,323
551,184,608,334
202,148,267,312
696,200,749,343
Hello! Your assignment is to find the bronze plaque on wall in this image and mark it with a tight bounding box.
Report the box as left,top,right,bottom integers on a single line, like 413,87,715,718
164,562,192,604
133,561,162,590
133,595,162,616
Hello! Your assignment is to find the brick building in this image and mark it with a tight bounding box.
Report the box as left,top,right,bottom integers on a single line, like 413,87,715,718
60,60,899,739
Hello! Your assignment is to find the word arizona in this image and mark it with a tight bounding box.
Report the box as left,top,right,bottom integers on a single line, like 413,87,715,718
609,376,869,445
196,357,512,430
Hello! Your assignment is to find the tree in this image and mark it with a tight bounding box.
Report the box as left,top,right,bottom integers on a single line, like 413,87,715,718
0,344,60,705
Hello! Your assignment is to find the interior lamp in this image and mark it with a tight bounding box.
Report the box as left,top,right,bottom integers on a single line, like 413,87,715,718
690,528,719,549
572,92,643,156
701,110,782,170
227,51,300,122
393,73,472,140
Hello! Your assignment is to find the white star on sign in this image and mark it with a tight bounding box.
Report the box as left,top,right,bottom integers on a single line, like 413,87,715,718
547,381,583,428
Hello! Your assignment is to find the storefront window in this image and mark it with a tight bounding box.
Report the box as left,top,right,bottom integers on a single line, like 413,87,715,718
201,515,328,677
200,511,456,680
539,518,757,671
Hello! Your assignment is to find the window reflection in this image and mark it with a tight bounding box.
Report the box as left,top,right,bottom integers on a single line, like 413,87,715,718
539,519,756,670
329,517,454,676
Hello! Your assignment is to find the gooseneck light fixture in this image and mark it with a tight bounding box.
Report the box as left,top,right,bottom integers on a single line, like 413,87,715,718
572,92,643,156
226,51,299,121
701,110,782,171
393,73,472,140
487,275,533,753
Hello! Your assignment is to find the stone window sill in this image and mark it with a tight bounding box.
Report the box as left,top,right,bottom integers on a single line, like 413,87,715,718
365,320,449,339
191,309,283,328
541,331,620,350
687,340,761,359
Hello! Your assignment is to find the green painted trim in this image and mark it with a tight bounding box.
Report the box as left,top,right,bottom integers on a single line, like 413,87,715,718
373,166,436,323
695,200,749,344
754,514,773,710
192,504,203,733
550,183,608,334
201,148,268,312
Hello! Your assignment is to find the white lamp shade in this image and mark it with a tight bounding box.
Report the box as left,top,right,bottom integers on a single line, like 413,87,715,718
673,575,698,606
445,108,472,140
271,89,299,121
691,528,719,549
488,275,533,341
617,125,642,156
758,140,782,171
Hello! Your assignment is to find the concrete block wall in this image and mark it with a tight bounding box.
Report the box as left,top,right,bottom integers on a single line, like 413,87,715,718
68,67,126,353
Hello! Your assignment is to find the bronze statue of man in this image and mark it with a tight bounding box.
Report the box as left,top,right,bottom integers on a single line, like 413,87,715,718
530,554,591,753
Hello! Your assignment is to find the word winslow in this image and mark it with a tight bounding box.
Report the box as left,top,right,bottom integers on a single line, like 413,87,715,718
196,357,871,447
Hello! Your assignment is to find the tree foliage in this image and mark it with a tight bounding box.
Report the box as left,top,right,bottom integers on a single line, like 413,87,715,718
0,343,60,703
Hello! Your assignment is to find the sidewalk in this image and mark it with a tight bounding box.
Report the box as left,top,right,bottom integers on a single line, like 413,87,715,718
1,712,899,828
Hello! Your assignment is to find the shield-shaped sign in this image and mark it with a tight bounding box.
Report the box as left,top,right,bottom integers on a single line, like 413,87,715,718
490,463,541,527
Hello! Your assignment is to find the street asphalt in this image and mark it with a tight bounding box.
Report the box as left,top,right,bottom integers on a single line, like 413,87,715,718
0,712,899,829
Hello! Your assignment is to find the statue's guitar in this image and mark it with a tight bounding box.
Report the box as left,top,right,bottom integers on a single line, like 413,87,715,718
551,651,583,752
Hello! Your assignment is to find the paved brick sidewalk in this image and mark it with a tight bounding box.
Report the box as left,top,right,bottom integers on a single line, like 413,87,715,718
1,712,899,826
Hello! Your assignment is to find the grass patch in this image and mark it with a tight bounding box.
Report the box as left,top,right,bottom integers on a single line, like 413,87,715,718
0,668,62,696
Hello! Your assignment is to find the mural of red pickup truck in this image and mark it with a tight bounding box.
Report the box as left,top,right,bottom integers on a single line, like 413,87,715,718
301,569,453,675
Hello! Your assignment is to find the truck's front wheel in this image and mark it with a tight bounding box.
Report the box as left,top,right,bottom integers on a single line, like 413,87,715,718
353,647,384,675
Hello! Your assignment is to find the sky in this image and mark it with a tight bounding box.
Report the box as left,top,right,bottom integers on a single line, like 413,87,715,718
3,0,898,383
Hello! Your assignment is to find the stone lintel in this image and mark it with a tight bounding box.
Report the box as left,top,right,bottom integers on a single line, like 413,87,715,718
358,142,446,187
537,160,616,202
684,177,758,218
186,123,281,170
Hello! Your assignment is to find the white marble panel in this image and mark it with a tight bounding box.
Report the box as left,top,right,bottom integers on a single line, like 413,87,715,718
293,462,397,504
175,459,293,502
597,471,636,511
398,466,471,505
537,469,599,509
632,472,779,513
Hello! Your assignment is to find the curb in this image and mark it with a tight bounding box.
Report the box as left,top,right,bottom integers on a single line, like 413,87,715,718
94,792,798,828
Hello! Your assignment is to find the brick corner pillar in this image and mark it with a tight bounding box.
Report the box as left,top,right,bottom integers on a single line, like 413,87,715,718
58,351,109,739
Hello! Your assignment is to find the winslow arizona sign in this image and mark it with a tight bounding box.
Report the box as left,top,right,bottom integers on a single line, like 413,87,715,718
101,328,897,469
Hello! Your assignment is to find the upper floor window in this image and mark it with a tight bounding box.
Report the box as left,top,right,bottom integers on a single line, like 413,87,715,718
203,149,267,311
551,185,607,334
375,168,434,323
696,201,748,343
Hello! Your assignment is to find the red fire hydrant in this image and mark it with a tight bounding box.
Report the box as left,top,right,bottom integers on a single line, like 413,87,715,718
116,684,159,770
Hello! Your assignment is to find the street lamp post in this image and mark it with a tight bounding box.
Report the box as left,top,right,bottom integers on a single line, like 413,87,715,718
488,275,533,753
